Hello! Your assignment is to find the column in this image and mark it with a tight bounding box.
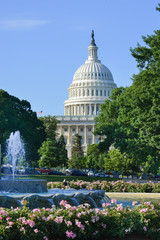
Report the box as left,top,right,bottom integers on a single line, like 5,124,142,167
84,125,87,144
68,126,71,144
85,104,87,116
76,125,78,134
94,104,96,115
92,125,95,143
89,104,91,116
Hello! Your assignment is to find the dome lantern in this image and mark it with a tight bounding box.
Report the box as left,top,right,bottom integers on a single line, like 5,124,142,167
86,30,100,64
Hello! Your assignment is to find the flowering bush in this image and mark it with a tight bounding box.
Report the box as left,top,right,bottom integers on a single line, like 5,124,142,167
0,201,159,240
47,180,160,193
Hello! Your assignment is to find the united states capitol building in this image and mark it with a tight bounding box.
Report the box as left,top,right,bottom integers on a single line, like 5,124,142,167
56,31,117,158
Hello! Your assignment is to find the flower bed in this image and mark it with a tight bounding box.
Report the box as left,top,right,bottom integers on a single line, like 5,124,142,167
47,180,160,193
0,200,159,240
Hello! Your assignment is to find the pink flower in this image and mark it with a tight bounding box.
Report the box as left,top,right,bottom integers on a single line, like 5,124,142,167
132,201,138,206
75,219,85,231
66,230,76,239
34,229,39,233
139,208,148,213
111,199,117,204
20,227,25,231
43,236,48,240
8,221,14,226
116,204,123,211
54,216,63,223
32,208,40,213
27,220,35,228
102,203,111,207
143,226,147,232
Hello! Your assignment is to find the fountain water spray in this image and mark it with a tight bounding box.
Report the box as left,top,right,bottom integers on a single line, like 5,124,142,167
6,131,25,180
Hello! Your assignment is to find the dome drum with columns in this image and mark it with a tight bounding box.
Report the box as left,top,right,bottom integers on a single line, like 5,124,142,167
56,31,117,158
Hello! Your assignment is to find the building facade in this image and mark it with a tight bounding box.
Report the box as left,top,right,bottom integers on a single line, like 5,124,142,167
56,31,117,158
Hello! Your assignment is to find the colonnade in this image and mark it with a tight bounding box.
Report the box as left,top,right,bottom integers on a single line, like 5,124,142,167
58,124,95,145
64,104,100,116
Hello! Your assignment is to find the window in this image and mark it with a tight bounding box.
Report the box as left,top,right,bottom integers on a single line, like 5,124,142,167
87,89,89,96
88,128,92,132
80,128,83,132
81,138,84,144
64,128,68,132
92,106,94,115
83,89,85,96
100,90,102,96
104,90,106,96
108,90,110,96
92,89,94,96
96,90,98,96
96,105,99,115
88,138,92,144
72,128,75,132
64,138,67,144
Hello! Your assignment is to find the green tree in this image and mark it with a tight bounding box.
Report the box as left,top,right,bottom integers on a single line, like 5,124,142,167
95,5,160,174
67,134,84,169
38,116,60,168
85,144,100,170
38,140,59,168
71,134,84,157
0,89,45,166
57,135,68,166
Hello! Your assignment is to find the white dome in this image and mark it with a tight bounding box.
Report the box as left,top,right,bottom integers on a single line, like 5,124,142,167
64,31,117,117
73,62,114,82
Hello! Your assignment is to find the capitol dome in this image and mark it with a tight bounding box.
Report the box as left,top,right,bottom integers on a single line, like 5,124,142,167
64,31,117,116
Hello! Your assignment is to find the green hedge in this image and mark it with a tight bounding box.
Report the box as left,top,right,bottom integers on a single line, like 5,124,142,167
47,180,160,193
0,201,159,240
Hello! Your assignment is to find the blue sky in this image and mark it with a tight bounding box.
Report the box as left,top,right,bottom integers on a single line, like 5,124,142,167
0,0,159,116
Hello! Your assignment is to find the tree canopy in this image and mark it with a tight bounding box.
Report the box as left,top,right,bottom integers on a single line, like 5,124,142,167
94,4,160,174
38,116,68,168
0,89,45,166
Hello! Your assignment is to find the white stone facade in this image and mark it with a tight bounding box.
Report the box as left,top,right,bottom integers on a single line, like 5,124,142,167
56,31,117,158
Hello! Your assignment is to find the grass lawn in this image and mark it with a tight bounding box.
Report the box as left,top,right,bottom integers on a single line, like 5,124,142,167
16,174,115,182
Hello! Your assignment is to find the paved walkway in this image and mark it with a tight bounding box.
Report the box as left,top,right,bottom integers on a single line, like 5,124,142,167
106,192,160,200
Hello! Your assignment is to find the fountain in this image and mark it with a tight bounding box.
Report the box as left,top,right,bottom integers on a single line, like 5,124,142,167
0,131,47,193
0,131,110,209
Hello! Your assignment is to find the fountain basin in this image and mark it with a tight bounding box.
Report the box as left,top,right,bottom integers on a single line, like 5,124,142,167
0,188,109,209
0,179,47,193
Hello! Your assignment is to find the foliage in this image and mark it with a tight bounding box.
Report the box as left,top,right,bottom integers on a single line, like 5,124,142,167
0,201,159,239
47,180,160,193
71,134,84,157
0,89,45,166
57,135,68,167
68,134,84,169
38,116,68,168
95,6,160,174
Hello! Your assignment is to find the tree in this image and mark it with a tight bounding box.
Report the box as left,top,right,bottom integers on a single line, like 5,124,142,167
0,89,45,166
67,134,84,169
57,135,68,166
95,4,160,174
71,134,84,157
38,116,60,168
38,140,59,168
